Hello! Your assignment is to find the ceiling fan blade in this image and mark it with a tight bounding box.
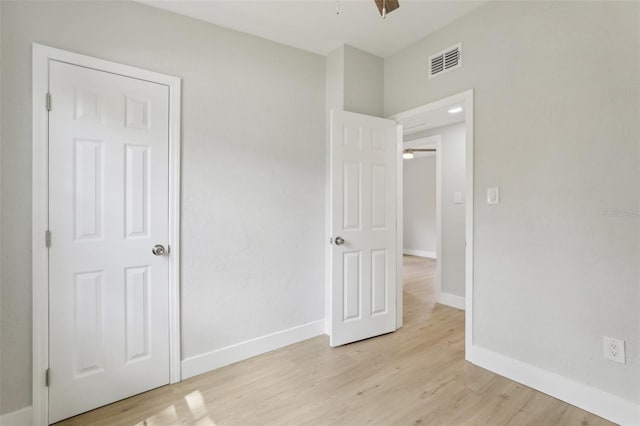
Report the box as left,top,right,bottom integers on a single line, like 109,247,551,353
374,0,400,17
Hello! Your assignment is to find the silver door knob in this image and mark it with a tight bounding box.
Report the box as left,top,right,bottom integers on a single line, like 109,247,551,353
152,244,166,256
334,236,345,246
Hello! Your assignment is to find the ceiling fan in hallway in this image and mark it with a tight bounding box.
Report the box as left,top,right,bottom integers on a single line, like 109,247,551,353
403,148,436,160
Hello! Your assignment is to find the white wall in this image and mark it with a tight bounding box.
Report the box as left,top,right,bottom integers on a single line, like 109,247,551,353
385,1,640,404
0,0,325,415
403,155,437,256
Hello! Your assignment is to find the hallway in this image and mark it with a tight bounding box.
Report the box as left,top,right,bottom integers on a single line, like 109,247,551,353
402,255,438,325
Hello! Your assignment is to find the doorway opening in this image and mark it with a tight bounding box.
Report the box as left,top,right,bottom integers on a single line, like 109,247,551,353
325,91,473,352
401,135,440,324
390,90,474,355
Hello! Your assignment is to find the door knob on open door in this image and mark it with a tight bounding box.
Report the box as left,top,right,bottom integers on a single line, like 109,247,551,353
152,244,167,256
334,236,345,246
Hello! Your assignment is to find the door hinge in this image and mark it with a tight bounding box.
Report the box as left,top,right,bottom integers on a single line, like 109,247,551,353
45,368,50,387
45,230,51,248
46,93,51,111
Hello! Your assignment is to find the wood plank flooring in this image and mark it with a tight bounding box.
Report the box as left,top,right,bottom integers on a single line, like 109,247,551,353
56,256,612,426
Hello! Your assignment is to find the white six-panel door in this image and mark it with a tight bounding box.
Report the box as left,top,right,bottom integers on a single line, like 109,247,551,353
48,60,170,423
329,110,399,347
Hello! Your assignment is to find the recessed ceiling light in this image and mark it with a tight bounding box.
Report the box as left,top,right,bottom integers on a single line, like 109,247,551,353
403,151,415,160
448,106,463,114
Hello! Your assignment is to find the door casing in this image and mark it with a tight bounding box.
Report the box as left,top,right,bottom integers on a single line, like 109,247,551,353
32,43,182,426
388,89,475,356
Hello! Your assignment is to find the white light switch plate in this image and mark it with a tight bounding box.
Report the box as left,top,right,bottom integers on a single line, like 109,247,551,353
487,187,500,205
454,192,463,204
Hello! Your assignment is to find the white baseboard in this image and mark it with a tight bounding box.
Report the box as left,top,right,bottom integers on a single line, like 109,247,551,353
12,334,637,426
438,292,465,310
467,345,640,426
0,406,32,426
403,249,437,259
181,320,325,379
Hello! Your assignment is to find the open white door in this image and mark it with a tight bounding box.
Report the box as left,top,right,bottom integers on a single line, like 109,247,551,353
329,110,399,347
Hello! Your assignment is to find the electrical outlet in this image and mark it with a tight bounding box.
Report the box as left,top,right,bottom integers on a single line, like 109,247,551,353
603,336,626,364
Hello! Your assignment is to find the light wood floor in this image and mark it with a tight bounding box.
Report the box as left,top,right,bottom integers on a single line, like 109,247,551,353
57,256,612,426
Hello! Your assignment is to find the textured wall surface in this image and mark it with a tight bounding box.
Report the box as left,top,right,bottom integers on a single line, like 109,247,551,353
386,1,640,403
0,0,325,414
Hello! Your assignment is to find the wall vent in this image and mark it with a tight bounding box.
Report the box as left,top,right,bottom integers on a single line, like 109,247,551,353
429,43,462,78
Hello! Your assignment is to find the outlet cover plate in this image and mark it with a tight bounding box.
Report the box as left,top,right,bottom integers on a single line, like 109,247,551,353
603,336,626,364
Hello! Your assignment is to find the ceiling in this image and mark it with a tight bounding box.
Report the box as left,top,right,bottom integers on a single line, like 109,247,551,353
401,102,465,137
138,0,487,58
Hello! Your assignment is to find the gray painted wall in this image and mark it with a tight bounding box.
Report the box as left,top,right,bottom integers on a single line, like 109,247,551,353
343,45,384,118
325,46,345,113
325,44,384,118
403,155,437,255
386,1,640,402
0,0,325,414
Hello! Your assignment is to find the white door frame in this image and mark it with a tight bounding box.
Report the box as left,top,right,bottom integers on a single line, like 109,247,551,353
388,89,474,356
32,43,182,425
394,125,404,328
